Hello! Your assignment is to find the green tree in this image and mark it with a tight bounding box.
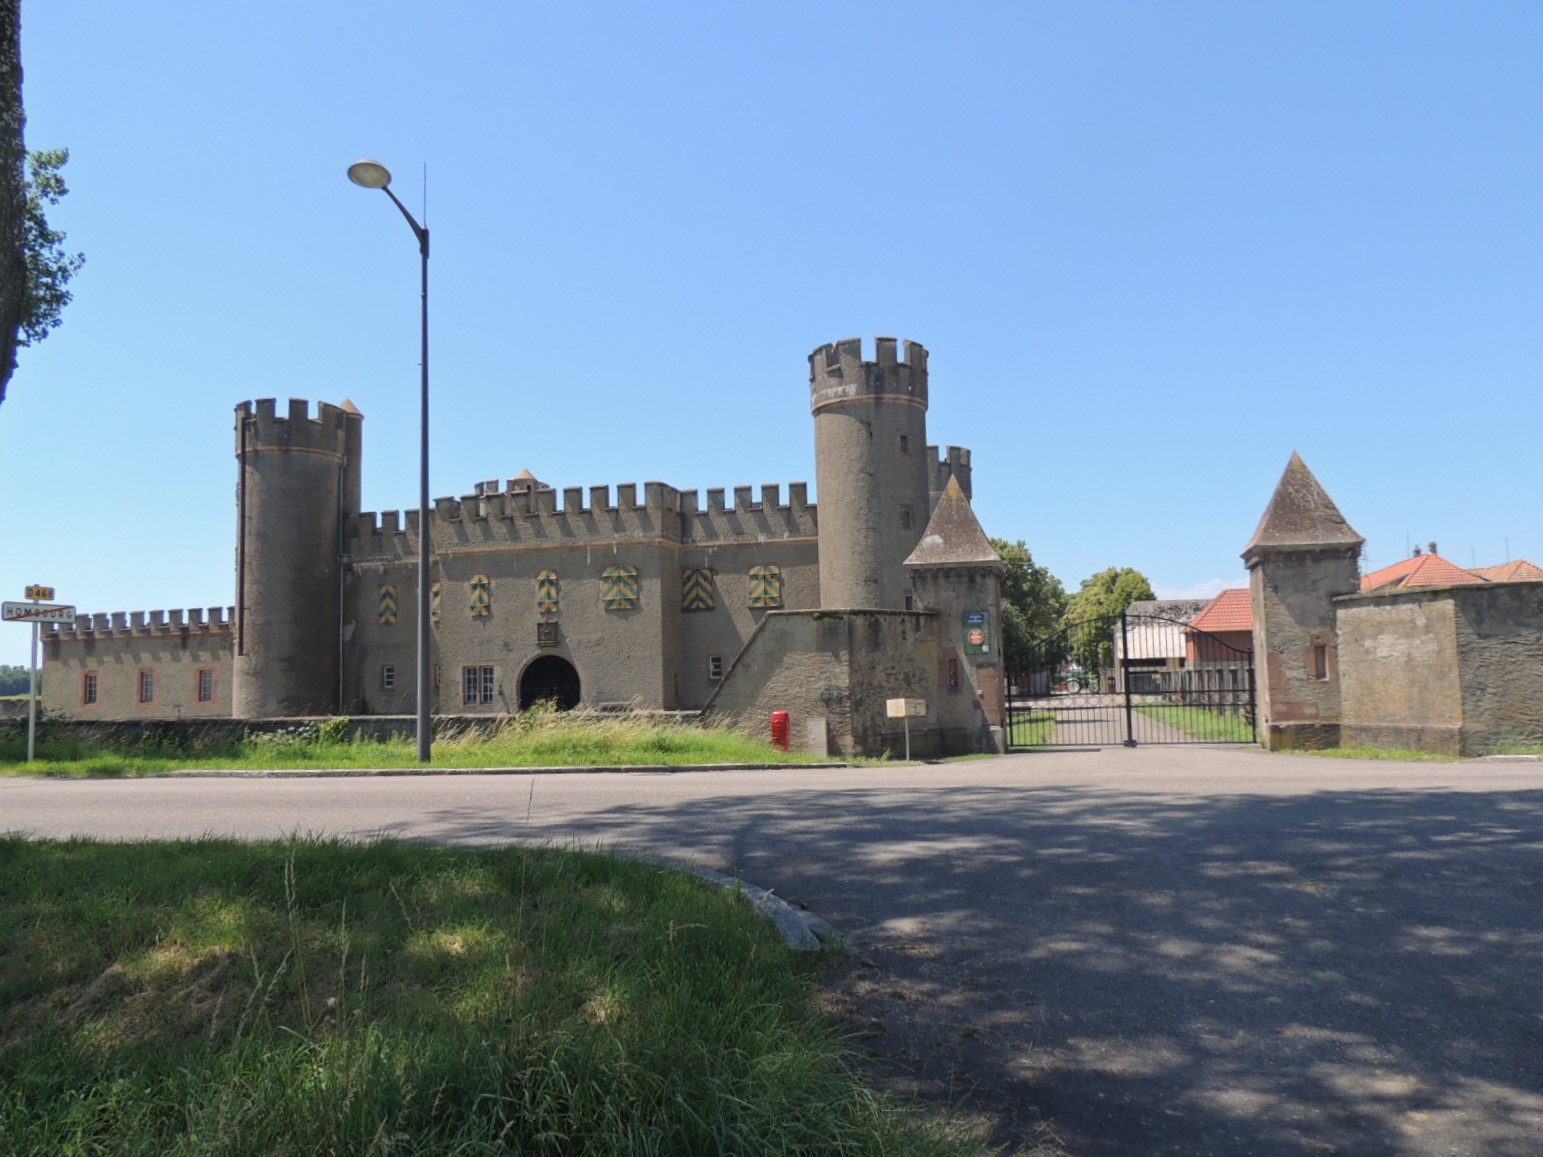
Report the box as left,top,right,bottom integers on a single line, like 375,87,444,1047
19,148,83,347
0,663,34,696
0,4,83,409
1062,566,1156,674
989,537,1066,673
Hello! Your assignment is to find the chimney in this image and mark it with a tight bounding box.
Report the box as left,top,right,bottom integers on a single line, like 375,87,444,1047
1428,541,1438,556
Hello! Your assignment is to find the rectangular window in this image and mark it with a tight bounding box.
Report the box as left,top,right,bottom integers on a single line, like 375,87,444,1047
1311,644,1329,681
900,507,913,530
381,664,396,691
463,665,495,705
899,434,910,453
196,669,215,703
138,669,156,704
708,655,724,682
82,672,98,706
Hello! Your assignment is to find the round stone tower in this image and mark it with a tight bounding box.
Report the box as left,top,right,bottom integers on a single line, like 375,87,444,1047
233,397,363,717
810,337,931,609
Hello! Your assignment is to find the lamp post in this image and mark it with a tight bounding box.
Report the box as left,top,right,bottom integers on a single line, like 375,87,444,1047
348,158,433,762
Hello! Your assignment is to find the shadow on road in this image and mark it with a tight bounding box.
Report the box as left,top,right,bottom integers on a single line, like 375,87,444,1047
412,780,1543,1156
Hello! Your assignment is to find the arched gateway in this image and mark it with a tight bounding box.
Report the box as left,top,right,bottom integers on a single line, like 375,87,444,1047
519,655,581,711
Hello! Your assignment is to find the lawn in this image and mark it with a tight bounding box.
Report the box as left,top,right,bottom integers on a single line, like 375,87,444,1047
0,836,986,1156
1134,704,1255,743
1008,710,1055,747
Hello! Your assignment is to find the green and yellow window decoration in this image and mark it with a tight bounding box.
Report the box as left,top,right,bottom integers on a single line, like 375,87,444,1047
430,582,442,625
681,567,715,612
536,570,559,614
377,584,398,625
469,574,491,618
602,565,640,611
748,564,783,608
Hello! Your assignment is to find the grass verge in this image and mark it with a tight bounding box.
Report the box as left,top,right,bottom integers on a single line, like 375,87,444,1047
1,706,839,777
0,835,988,1156
1282,745,1462,762
1134,705,1255,743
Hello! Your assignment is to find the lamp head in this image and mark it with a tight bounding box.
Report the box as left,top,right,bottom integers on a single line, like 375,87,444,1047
347,159,393,189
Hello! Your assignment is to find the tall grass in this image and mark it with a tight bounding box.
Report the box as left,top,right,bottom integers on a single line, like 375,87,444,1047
1,705,834,777
0,836,985,1155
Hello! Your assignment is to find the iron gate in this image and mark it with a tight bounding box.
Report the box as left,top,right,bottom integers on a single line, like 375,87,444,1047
1006,611,1255,749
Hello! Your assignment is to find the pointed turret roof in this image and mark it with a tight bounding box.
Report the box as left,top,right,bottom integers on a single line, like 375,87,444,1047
1242,452,1363,562
904,476,1003,568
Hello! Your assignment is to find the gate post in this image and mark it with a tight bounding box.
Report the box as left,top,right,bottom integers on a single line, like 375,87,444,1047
1120,610,1137,747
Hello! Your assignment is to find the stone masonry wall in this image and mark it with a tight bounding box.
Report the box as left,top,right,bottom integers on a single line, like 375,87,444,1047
1336,593,1463,755
43,609,235,720
1334,581,1543,756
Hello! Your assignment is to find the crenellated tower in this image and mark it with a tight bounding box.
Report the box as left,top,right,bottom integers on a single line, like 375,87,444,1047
233,397,363,717
810,337,932,609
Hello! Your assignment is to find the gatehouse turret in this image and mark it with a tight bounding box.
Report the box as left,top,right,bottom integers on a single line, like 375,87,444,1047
233,397,362,717
810,337,932,609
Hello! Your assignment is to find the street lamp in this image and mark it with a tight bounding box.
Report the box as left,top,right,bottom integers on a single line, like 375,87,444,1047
348,158,433,762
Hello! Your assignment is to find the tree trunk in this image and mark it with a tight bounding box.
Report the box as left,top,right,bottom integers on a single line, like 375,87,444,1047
0,0,27,409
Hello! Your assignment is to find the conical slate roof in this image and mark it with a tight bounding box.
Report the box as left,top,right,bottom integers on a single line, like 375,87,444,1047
904,476,1003,568
1242,452,1363,560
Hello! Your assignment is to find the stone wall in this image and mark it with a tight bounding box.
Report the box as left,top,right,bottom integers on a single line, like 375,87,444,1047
1336,581,1543,756
42,610,235,720
704,607,998,758
1336,592,1463,754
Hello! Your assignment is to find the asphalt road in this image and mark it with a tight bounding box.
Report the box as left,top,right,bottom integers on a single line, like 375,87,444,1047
5,747,1542,1157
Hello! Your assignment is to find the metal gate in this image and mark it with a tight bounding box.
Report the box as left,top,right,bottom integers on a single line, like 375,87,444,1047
1006,611,1255,749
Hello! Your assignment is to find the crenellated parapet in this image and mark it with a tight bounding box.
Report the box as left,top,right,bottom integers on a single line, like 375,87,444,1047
346,476,819,557
235,397,362,460
45,606,236,641
809,337,929,413
928,444,972,502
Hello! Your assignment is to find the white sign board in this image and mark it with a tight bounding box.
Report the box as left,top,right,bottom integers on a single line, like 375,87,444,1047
2,601,76,623
885,697,926,718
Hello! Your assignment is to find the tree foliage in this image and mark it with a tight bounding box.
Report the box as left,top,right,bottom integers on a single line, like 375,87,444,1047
20,147,83,348
1062,566,1156,674
989,538,1066,674
0,663,35,696
0,4,83,409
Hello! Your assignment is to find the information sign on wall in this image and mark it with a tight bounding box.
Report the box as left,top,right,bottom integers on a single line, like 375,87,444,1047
963,610,990,654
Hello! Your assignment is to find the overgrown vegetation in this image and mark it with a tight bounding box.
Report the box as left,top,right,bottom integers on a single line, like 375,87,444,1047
0,836,985,1155
0,705,840,777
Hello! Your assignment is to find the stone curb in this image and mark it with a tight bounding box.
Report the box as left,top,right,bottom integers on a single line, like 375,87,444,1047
632,855,842,953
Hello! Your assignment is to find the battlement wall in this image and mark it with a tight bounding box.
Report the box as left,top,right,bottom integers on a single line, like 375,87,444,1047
928,444,972,501
809,337,929,412
346,478,818,555
45,606,236,641
235,397,361,458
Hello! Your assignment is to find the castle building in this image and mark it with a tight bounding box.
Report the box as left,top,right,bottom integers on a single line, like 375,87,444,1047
44,338,1007,757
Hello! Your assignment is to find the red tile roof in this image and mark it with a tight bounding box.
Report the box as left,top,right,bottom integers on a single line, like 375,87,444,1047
1360,553,1487,591
1187,587,1253,633
1469,560,1543,583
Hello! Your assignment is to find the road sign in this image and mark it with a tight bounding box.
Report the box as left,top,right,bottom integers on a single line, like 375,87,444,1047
24,585,55,601
886,697,926,718
2,601,76,623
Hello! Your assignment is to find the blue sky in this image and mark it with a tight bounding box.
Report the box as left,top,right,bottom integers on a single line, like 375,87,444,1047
2,1,1540,667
